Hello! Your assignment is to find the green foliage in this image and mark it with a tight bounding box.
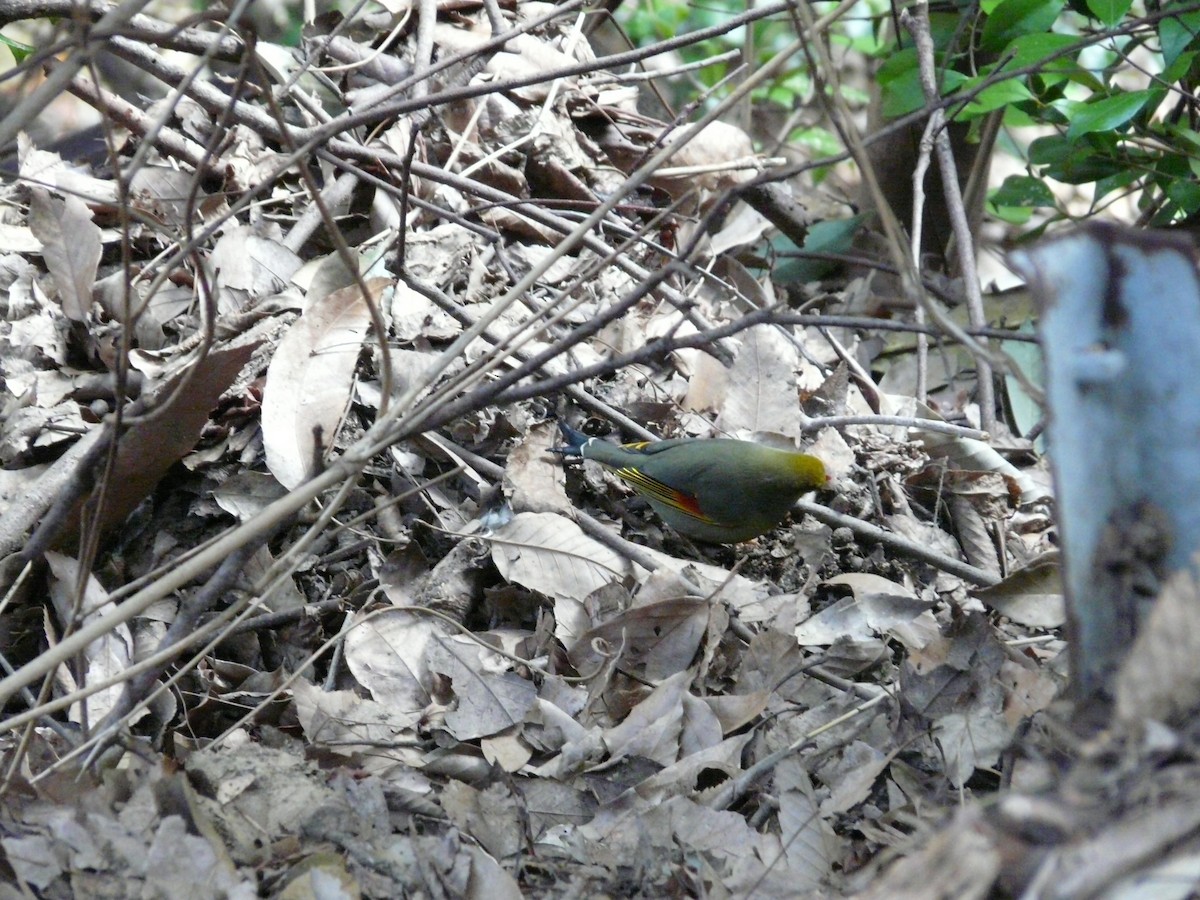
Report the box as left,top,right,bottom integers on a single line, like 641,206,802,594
871,1,1200,228
0,32,33,64
979,0,1066,53
773,215,866,284
616,0,856,115
989,174,1058,224
615,0,1200,231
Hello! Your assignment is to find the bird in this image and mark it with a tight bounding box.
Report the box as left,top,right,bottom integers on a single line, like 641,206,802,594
553,420,828,544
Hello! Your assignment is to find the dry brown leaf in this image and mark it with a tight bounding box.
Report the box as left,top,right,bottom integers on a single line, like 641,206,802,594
442,781,523,862
208,226,303,309
603,670,690,766
481,732,532,772
18,140,118,204
390,278,461,343
775,760,839,890
849,804,1000,900
28,187,101,321
634,732,754,805
796,574,936,649
53,337,260,550
128,165,201,232
716,325,804,439
343,608,448,715
975,552,1065,627
653,121,757,197
919,428,1046,505
502,421,570,515
902,613,1012,787
1115,555,1200,726
427,634,538,741
568,598,710,682
262,277,387,488
699,690,770,735
490,511,636,601
45,550,133,727
818,741,890,816
291,679,420,764
1000,658,1059,729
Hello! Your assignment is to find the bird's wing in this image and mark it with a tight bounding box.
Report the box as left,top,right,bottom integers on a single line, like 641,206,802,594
613,465,719,524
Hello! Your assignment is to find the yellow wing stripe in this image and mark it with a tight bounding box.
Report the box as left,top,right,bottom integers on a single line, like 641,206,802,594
614,466,719,524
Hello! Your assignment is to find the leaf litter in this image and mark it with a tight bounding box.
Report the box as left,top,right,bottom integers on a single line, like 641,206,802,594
0,2,1174,898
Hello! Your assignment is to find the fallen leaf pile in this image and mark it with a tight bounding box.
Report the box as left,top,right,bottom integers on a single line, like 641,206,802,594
0,3,1187,898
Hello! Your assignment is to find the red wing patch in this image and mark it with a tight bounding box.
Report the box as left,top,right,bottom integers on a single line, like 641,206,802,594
615,466,718,524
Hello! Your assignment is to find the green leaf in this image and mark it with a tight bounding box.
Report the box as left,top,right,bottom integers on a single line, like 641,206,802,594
1163,122,1200,154
1164,178,1200,220
875,47,918,85
981,0,1066,54
1092,169,1140,204
1085,0,1132,27
996,32,1080,71
773,216,864,285
990,204,1035,225
1065,89,1156,139
990,175,1057,208
0,32,33,64
1030,133,1126,184
1159,11,1200,67
1002,321,1044,447
1028,133,1072,166
1162,49,1197,85
879,70,926,117
1060,64,1106,93
1001,104,1038,127
880,68,968,117
804,216,864,252
789,126,842,158
958,76,1034,118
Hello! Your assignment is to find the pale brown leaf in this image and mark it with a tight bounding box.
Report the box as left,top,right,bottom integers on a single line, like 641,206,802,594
974,552,1065,627
568,598,710,682
261,278,386,488
28,188,101,321
490,511,636,601
1116,555,1200,726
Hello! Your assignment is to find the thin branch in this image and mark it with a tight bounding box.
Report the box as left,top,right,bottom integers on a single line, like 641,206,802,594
903,1,996,432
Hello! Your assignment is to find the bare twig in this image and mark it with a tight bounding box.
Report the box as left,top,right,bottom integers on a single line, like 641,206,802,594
795,498,1000,586
903,1,995,432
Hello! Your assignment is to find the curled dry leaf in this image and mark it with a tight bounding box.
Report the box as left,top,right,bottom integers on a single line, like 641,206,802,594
568,598,711,683
654,121,757,196
919,417,1046,505
796,573,936,650
974,552,1065,627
